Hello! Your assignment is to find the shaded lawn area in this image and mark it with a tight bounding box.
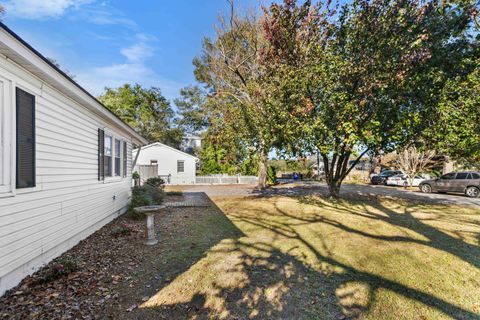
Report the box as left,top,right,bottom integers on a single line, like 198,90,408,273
138,194,480,320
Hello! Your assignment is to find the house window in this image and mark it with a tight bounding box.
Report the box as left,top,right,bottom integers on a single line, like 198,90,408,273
104,135,112,177
177,160,184,173
115,139,121,176
150,160,158,165
16,88,35,189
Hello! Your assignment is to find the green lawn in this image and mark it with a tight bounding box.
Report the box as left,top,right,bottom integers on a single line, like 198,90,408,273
139,193,480,319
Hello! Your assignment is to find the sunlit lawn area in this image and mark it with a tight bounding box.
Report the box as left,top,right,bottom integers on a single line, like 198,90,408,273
137,192,480,319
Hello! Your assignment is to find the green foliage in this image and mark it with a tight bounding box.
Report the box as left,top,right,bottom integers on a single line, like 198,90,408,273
428,61,480,165
132,171,140,179
198,138,241,175
193,9,284,187
267,165,277,185
40,257,79,283
98,84,183,147
240,154,259,176
128,178,165,219
174,86,209,134
260,0,476,197
145,177,165,188
111,223,136,237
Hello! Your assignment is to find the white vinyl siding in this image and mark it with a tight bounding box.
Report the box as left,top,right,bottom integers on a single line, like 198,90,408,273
133,143,197,185
0,51,135,295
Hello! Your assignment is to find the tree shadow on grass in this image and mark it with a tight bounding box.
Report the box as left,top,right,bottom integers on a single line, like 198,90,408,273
128,192,478,319
233,200,479,319
296,196,480,270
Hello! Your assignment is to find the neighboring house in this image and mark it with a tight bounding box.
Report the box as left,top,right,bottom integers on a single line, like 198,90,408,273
133,142,198,185
0,24,147,296
180,134,202,155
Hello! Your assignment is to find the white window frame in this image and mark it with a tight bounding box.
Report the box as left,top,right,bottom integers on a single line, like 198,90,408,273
114,138,121,177
102,129,127,183
0,74,14,196
104,134,113,178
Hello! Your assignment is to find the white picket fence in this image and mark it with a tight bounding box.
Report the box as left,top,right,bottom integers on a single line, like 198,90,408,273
195,174,258,185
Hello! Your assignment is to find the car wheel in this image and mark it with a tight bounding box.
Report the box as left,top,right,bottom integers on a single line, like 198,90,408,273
420,184,432,194
465,186,480,198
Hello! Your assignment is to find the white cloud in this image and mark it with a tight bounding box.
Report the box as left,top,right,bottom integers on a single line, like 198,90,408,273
83,9,137,28
75,35,182,100
120,42,152,63
4,0,93,19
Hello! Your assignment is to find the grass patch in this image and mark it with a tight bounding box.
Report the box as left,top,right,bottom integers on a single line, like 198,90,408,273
138,194,480,319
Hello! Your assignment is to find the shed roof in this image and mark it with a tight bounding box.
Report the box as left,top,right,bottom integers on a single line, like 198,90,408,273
133,142,199,161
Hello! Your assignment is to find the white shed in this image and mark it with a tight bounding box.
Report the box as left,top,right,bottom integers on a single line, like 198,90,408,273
133,142,198,185
0,23,148,296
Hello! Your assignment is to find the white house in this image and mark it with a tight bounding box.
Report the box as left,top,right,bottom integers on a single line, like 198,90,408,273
133,142,198,185
0,24,147,296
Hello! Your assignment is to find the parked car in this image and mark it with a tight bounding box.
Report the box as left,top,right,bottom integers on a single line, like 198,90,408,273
419,171,480,198
386,174,431,187
371,170,404,185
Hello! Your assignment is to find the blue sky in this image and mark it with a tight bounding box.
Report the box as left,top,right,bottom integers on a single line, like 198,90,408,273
2,0,261,101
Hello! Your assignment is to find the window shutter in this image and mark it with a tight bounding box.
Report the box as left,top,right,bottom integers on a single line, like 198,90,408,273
16,88,35,189
123,141,127,177
98,128,105,181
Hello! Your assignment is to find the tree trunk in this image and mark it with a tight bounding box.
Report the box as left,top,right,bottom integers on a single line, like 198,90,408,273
257,148,268,189
370,155,381,175
322,149,369,199
327,180,341,199
443,157,454,174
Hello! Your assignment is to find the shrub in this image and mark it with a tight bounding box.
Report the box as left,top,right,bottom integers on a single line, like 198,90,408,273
145,177,164,188
40,257,78,283
145,177,165,204
267,165,277,185
111,223,136,237
132,171,140,186
128,177,165,219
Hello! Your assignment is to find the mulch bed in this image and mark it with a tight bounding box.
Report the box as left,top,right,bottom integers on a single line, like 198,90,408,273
0,213,148,320
0,193,207,320
0,191,243,320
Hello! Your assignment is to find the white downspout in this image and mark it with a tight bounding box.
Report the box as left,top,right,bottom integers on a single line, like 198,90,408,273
132,146,142,168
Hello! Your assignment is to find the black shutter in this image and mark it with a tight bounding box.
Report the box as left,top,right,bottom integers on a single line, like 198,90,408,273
123,141,127,177
16,88,35,189
98,129,105,181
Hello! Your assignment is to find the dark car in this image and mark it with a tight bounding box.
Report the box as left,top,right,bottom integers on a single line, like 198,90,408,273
419,171,480,198
371,170,404,185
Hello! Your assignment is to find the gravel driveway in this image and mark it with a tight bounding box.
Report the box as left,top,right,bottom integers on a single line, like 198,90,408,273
172,182,480,207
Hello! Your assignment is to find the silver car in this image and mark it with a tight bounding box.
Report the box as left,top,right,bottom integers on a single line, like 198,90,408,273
419,171,480,198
